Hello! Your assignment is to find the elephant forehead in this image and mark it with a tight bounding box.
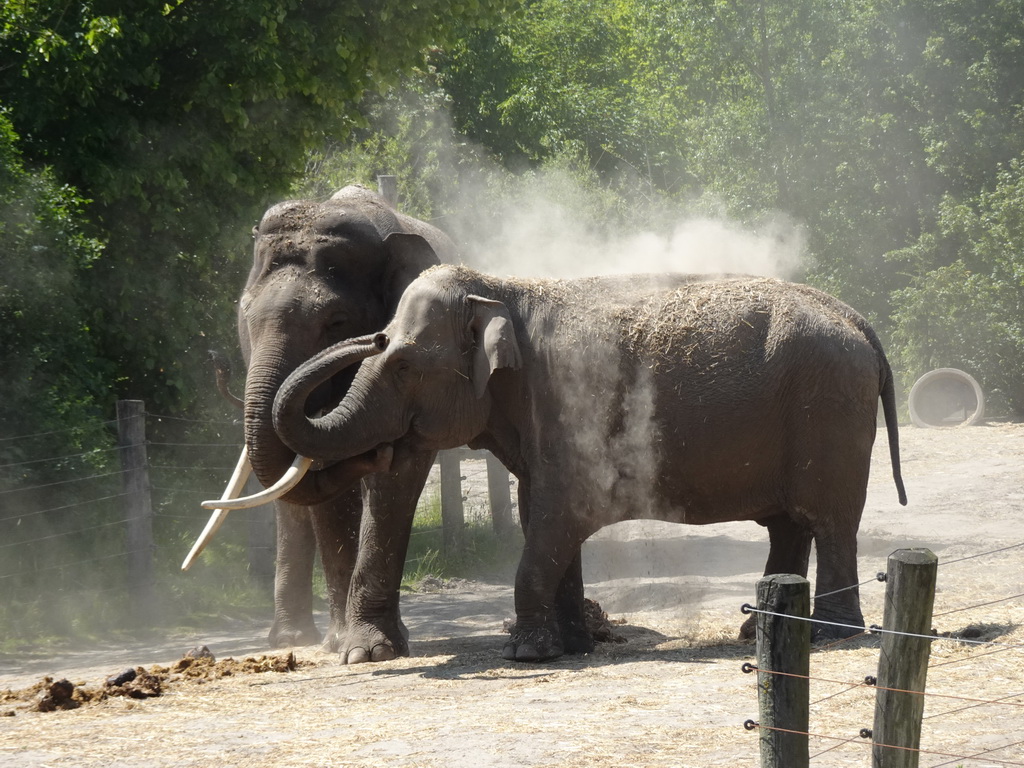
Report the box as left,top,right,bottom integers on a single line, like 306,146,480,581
309,208,380,240
253,230,386,281
258,200,322,233
394,282,459,328
258,200,379,240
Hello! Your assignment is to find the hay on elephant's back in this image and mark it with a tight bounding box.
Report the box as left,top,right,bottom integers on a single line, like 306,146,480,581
618,278,806,360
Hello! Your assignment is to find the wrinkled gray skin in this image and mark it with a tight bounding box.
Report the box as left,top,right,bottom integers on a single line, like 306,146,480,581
273,265,908,662
240,185,450,663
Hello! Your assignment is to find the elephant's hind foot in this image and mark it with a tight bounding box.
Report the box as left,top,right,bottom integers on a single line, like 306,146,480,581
737,614,757,641
503,626,564,662
561,623,596,655
737,610,865,642
810,612,866,642
268,620,322,649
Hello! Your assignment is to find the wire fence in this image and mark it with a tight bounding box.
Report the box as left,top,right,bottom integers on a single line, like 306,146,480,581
0,406,516,640
5,404,1022,764
742,541,1024,767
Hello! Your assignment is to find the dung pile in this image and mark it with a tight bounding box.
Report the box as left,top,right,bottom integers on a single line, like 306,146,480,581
584,598,627,644
0,648,306,717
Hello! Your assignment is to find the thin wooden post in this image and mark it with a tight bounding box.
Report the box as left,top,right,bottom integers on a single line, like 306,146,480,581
872,548,938,768
485,452,515,533
116,400,155,618
438,449,465,555
377,174,398,208
754,574,810,768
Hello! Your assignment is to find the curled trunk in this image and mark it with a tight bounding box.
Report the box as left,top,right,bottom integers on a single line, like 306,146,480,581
244,337,381,506
274,334,390,462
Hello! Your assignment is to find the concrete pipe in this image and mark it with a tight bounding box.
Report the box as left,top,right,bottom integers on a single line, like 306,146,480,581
908,368,985,428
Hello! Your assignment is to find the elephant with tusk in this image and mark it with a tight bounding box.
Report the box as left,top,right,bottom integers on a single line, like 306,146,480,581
271,264,907,662
183,185,451,664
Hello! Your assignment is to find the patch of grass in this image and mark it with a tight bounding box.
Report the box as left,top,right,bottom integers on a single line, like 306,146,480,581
401,492,522,590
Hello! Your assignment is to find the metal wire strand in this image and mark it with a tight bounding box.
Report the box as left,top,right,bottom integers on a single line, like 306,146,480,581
744,722,1024,766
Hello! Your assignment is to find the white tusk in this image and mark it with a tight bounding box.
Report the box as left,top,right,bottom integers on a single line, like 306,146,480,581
181,447,253,571
199,454,313,512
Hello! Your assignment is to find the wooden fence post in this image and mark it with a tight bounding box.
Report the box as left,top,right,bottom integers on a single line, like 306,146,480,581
438,449,464,555
485,452,515,533
871,548,938,768
754,574,810,768
116,400,155,618
377,174,398,207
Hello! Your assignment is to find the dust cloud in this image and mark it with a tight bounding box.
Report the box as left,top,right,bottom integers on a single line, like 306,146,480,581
448,166,807,281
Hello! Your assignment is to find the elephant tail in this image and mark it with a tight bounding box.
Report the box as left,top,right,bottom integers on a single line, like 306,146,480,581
860,321,908,506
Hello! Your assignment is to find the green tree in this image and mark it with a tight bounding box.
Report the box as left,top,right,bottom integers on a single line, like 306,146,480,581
438,0,695,194
0,0,512,423
891,159,1024,415
0,109,107,462
303,0,1024,415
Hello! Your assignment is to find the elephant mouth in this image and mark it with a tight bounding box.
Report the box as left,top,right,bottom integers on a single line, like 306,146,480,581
305,443,393,476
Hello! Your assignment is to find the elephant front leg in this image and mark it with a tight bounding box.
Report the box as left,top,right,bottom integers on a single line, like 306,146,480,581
504,519,586,663
308,487,363,652
555,551,594,654
268,503,322,648
338,449,434,664
515,479,593,655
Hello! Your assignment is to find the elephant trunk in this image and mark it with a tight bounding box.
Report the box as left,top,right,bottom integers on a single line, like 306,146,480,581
244,338,379,507
244,348,306,491
273,334,391,462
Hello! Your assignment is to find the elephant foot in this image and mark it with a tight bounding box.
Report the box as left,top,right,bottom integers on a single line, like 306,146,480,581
810,609,865,641
334,620,410,664
554,598,595,655
738,614,756,641
502,626,564,662
562,625,595,655
504,614,595,656
737,609,864,642
268,619,322,649
559,616,595,654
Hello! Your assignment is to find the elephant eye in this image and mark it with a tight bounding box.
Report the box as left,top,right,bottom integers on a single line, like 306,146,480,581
392,357,419,385
325,315,352,338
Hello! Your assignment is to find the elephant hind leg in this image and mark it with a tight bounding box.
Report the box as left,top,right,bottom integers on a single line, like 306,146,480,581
739,513,813,640
308,487,363,653
808,513,866,639
761,513,814,577
269,502,322,648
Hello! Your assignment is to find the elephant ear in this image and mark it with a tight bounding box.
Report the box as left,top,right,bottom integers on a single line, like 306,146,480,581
468,295,523,399
382,232,442,313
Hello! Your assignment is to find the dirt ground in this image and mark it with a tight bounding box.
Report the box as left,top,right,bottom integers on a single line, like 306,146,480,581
2,423,1023,767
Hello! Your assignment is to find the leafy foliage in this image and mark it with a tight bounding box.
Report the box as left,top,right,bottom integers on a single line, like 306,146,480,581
0,109,109,468
891,161,1024,414
0,0,512,642
0,0,512,429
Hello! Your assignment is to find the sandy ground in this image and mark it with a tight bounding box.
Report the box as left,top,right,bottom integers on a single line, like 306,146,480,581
2,422,1023,767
